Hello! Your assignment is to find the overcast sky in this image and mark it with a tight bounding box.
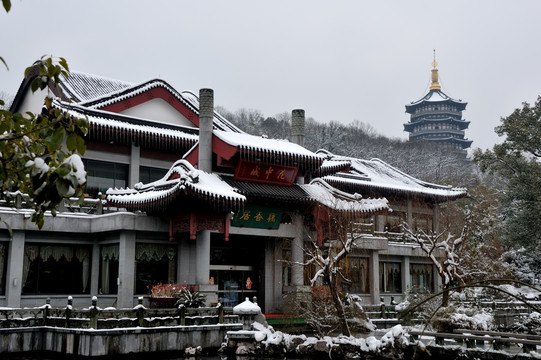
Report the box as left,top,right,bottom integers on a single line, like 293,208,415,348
2,1,541,151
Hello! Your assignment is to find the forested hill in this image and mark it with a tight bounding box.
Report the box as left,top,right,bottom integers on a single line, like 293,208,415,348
217,106,480,188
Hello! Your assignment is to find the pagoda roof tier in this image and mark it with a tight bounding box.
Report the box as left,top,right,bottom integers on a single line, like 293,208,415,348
316,150,467,202
54,100,199,153
404,118,471,131
106,160,246,214
410,136,473,149
405,89,467,113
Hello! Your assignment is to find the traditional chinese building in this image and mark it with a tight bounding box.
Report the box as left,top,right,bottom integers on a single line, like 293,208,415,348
0,67,467,312
404,53,472,150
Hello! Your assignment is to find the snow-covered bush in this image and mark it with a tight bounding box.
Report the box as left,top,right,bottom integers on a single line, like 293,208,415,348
432,305,494,332
299,288,374,336
396,289,440,328
510,312,541,334
502,248,541,285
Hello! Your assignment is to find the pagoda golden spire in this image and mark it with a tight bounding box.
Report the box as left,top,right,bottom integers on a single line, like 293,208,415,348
430,49,441,90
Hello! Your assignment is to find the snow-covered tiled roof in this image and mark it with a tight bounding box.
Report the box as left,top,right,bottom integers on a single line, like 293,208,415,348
316,150,467,201
214,130,324,171
54,100,198,152
304,179,389,214
406,89,467,111
106,160,246,213
59,71,134,102
313,158,351,177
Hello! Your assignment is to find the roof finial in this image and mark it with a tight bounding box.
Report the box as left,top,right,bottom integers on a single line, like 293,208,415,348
430,49,441,90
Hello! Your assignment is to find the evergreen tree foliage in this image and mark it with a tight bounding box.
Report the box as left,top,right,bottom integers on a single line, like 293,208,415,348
474,96,541,250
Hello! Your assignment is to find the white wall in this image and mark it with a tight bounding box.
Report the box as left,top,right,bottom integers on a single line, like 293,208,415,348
120,98,194,128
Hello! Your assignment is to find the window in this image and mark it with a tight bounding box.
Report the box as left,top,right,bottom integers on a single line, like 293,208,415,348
100,244,119,295
380,262,401,293
83,160,128,197
410,264,434,292
135,244,177,295
139,166,168,184
0,243,7,295
22,244,91,294
344,257,369,293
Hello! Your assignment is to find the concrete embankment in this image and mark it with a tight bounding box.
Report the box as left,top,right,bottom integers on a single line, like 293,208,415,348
0,324,241,357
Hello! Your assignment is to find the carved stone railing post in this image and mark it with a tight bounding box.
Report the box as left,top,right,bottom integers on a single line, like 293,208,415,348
137,296,144,327
217,302,224,324
43,297,51,326
65,296,73,328
179,304,186,326
89,296,98,329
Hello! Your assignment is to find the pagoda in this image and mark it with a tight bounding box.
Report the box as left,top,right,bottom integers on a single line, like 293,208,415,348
404,52,472,150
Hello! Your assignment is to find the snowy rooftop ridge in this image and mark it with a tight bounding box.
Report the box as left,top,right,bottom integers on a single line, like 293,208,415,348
60,70,134,102
53,100,199,147
304,179,389,213
106,160,246,212
214,130,324,168
78,79,242,133
316,150,467,200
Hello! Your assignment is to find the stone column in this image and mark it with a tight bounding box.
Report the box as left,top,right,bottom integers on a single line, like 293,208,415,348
5,230,25,307
407,199,413,229
117,230,136,308
179,237,195,284
195,231,210,285
198,88,214,173
402,256,410,293
290,109,305,147
129,141,140,187
195,230,217,305
273,239,283,312
370,250,380,304
432,204,440,233
375,214,386,233
291,214,304,286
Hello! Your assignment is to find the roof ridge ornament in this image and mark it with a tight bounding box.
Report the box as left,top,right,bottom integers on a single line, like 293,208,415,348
430,49,441,91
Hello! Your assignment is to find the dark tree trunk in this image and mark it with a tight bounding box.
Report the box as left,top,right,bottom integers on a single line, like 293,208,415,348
327,272,350,336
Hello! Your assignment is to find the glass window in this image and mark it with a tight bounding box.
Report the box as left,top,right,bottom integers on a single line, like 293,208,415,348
22,244,91,295
343,257,369,293
83,160,128,197
0,242,7,295
380,262,401,293
410,264,434,292
135,244,177,295
139,166,168,184
99,244,119,295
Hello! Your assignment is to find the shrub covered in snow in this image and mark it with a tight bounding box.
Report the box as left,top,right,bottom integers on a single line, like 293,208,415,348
222,323,410,359
300,288,374,336
510,312,541,335
432,305,494,332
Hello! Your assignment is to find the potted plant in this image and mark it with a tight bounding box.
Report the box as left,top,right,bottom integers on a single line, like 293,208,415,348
148,283,184,308
175,286,206,308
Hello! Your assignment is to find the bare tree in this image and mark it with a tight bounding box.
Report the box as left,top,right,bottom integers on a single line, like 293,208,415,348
304,207,372,336
401,224,467,307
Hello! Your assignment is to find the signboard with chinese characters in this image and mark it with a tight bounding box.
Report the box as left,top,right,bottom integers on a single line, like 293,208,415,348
233,160,298,186
231,205,283,229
